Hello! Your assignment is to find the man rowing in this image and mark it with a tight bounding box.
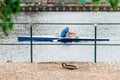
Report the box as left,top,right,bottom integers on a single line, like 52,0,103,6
60,27,76,38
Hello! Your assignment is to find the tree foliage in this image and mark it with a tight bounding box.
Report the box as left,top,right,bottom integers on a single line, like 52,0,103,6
0,0,20,36
107,0,119,10
92,0,100,6
92,0,119,10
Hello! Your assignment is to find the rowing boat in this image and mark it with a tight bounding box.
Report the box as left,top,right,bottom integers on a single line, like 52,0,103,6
18,35,110,42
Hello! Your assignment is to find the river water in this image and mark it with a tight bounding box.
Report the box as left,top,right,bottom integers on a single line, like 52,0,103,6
0,12,120,62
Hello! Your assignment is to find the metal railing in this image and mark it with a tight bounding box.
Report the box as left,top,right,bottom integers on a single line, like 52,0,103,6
0,22,120,63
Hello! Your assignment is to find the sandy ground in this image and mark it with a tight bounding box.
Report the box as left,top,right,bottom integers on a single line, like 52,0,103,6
0,62,120,80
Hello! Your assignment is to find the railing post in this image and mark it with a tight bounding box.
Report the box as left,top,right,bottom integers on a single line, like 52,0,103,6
94,23,97,63
30,23,33,63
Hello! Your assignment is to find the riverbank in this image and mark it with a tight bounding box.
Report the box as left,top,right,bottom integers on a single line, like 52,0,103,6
0,62,120,80
20,6,120,12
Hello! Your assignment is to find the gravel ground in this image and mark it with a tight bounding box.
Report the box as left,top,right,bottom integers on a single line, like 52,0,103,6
0,62,120,80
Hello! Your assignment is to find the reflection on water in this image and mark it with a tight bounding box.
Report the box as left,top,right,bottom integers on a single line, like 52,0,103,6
0,12,120,62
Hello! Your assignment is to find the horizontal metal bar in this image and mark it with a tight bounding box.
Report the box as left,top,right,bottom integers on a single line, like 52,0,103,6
0,43,120,46
98,23,120,25
32,23,94,25
0,44,30,45
1,22,120,25
13,23,120,25
13,23,94,25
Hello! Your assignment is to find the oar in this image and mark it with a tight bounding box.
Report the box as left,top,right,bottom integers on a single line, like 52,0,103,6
52,38,62,42
52,39,59,42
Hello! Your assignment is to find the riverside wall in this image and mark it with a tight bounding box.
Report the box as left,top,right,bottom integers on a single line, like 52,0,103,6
20,6,120,12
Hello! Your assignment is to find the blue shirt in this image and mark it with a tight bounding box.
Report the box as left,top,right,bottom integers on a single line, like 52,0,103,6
60,28,69,37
